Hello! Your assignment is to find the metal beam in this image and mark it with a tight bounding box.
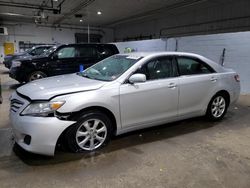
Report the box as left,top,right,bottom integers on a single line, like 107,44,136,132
0,1,61,13
106,0,208,27
53,0,95,25
159,15,250,37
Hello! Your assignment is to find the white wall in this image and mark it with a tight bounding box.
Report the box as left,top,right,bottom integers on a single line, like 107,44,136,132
114,31,250,94
176,32,250,94
1,23,249,93
0,23,114,62
114,39,167,53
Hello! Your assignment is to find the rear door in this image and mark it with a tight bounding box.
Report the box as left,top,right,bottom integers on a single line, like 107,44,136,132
76,45,99,70
176,56,219,116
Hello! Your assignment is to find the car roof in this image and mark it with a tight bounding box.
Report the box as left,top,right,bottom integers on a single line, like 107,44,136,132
32,45,54,48
62,43,116,46
118,51,224,72
119,51,205,58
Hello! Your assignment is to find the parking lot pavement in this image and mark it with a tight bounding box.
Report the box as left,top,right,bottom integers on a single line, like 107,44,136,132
0,64,250,188
0,64,20,128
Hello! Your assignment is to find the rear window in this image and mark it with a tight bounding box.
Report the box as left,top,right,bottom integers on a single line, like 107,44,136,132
98,45,118,58
77,46,97,58
177,57,215,75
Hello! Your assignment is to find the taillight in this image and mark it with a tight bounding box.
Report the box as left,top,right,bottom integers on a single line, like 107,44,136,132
234,74,240,82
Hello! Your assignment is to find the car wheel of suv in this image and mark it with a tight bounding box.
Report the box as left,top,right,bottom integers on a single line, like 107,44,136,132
65,111,112,153
206,93,228,121
28,71,47,82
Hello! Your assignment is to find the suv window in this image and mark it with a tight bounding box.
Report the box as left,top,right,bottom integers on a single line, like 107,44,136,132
177,57,213,75
136,56,174,80
57,47,76,58
77,46,97,58
98,46,115,58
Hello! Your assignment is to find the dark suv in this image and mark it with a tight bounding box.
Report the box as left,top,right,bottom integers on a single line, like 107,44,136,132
9,43,119,83
3,45,53,69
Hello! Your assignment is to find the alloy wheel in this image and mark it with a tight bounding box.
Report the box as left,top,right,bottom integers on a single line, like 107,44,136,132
211,96,226,118
29,72,45,81
75,119,107,151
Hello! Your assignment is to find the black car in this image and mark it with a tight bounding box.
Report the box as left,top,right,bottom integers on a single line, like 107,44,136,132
9,43,119,83
3,45,53,69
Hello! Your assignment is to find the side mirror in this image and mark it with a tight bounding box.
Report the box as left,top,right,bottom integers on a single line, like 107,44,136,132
99,51,106,59
29,51,35,56
51,53,58,60
128,73,146,84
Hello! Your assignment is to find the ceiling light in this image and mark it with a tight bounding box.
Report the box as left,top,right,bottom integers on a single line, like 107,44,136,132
1,12,24,16
97,11,102,15
80,19,83,22
53,0,58,2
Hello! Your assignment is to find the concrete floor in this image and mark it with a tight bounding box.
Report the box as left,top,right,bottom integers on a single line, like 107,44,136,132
0,64,250,188
0,64,19,128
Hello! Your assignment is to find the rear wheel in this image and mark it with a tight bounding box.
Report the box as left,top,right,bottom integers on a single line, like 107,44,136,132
65,111,112,153
206,94,228,121
28,71,47,82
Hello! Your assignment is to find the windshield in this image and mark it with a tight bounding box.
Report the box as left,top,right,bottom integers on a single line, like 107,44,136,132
78,55,142,81
42,46,58,56
25,47,35,54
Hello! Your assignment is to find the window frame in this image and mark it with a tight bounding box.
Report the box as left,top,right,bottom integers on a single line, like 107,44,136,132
124,55,178,84
174,56,216,76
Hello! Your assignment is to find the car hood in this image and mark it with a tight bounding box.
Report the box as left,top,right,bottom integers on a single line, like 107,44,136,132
18,54,48,62
6,52,27,57
16,54,33,60
17,74,106,100
5,53,30,61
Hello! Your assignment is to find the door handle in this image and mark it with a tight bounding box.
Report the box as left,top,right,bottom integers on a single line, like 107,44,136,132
168,83,177,89
210,77,217,82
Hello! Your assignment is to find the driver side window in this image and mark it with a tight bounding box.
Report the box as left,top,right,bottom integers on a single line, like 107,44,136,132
136,56,174,81
57,47,76,59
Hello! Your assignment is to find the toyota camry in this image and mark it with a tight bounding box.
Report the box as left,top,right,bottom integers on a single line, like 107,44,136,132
10,52,240,156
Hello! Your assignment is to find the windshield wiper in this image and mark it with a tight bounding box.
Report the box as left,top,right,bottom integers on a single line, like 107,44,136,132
77,72,110,82
78,73,97,80
82,74,92,79
77,72,91,78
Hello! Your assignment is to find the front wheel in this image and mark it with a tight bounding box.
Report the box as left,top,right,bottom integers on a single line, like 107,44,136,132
206,94,228,121
65,111,112,153
28,71,47,82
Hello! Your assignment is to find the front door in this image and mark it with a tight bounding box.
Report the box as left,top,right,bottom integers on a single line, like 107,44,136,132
50,46,78,75
119,56,179,128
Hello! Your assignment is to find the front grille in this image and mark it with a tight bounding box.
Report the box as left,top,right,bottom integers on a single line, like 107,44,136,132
4,57,11,61
10,99,24,113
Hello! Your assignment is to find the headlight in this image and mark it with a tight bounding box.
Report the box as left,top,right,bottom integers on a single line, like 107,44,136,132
21,101,65,117
11,60,21,68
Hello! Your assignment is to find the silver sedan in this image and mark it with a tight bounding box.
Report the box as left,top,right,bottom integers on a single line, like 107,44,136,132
10,52,240,156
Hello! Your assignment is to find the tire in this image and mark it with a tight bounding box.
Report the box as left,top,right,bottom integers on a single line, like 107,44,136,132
65,111,113,153
28,71,47,82
206,93,229,121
